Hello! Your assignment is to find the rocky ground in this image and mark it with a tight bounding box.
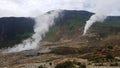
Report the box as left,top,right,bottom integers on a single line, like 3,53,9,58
0,35,120,68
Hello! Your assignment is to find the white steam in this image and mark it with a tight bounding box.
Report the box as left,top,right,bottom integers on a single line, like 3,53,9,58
0,0,120,53
3,10,62,53
0,0,119,17
83,0,120,35
83,14,106,35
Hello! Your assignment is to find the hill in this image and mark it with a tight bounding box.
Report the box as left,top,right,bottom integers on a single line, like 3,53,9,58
0,10,120,68
44,10,120,41
0,10,120,48
43,10,120,59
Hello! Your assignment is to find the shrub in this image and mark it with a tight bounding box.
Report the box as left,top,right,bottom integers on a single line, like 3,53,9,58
79,64,86,68
94,63,104,66
106,54,114,60
55,61,86,68
55,61,75,68
110,63,118,66
107,46,113,49
38,65,46,68
49,62,52,66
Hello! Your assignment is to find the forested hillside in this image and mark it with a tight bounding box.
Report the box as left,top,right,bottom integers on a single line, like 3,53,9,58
0,17,34,48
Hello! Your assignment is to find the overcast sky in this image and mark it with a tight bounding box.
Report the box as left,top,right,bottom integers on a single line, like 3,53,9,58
0,0,120,17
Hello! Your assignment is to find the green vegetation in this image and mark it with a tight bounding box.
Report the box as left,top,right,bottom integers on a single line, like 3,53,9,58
0,32,33,48
94,63,104,66
107,46,113,49
88,54,115,63
88,58,105,63
0,17,34,48
55,61,86,68
79,64,86,68
55,61,75,68
105,54,114,60
38,65,46,68
38,65,44,68
110,63,119,66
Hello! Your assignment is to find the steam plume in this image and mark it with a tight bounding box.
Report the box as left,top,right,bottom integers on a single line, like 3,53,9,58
83,14,106,35
3,10,62,53
83,0,120,35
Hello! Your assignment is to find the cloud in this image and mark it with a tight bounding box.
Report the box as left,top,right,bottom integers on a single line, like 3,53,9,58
0,0,83,17
0,0,119,17
84,0,120,15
